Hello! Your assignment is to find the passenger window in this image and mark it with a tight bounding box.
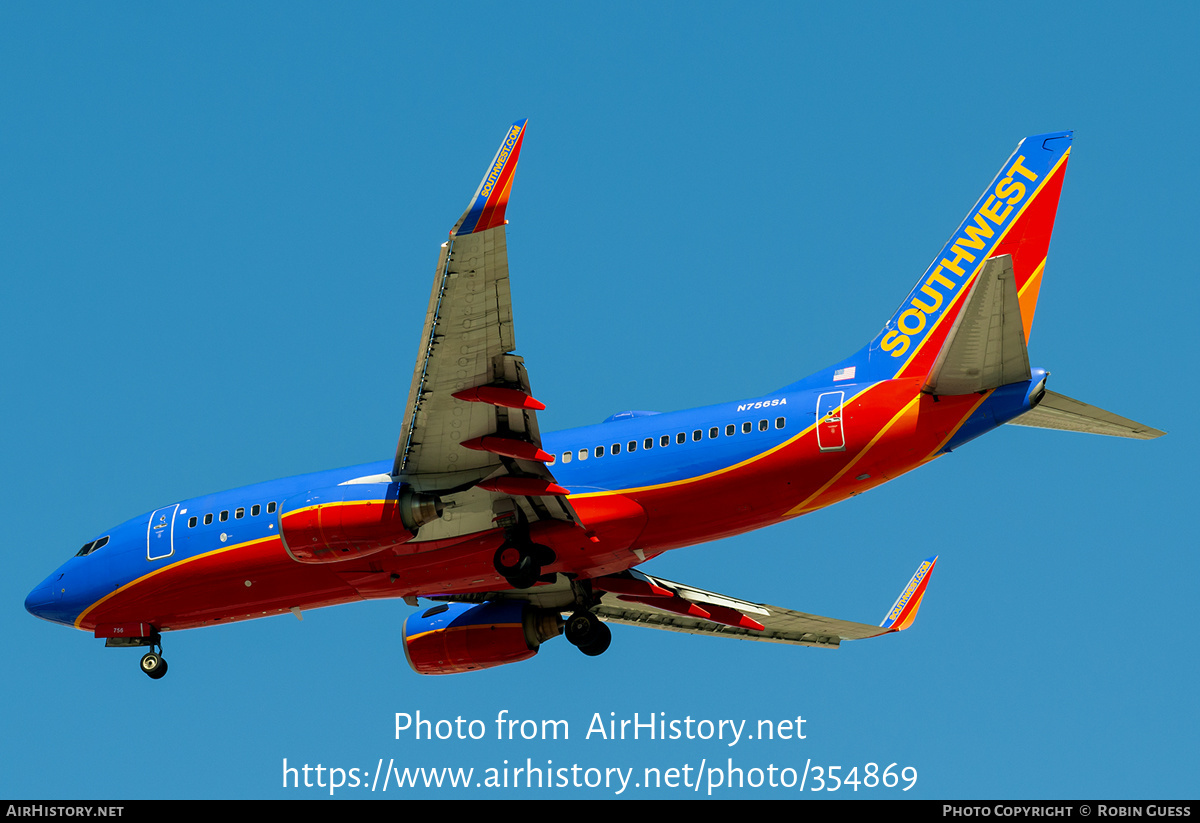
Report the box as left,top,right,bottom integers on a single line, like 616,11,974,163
742,422,752,434
579,448,589,461
676,432,685,444
204,513,213,525
709,427,718,438
547,454,556,465
660,435,670,447
759,419,768,431
267,502,277,514
612,443,621,455
188,516,197,528
219,510,229,522
595,445,605,457
644,438,654,450
692,430,702,442
628,440,637,453
726,424,735,436
776,417,786,429
252,504,261,516
562,451,572,463
235,507,245,519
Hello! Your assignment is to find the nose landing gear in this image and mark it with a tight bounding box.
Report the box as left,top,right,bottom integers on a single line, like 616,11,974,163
127,632,167,680
102,628,171,680
140,650,168,680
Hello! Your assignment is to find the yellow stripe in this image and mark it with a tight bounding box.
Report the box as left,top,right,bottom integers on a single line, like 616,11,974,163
893,149,1072,375
571,385,878,500
74,534,280,629
1016,258,1046,299
786,394,922,516
920,391,993,463
406,622,523,643
285,499,390,517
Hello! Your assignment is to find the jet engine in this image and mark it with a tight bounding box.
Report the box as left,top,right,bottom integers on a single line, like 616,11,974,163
279,482,442,564
403,601,563,675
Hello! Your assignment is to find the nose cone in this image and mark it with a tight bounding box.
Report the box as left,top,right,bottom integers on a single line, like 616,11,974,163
25,572,76,626
26,577,58,617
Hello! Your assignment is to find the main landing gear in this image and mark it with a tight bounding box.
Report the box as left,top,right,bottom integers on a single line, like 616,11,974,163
493,540,555,590
564,609,611,657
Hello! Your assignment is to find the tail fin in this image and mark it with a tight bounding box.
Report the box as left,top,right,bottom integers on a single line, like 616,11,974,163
861,132,1072,383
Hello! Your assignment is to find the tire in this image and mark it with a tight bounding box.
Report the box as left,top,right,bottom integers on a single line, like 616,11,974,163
140,652,164,677
495,542,541,589
494,543,534,575
506,566,540,590
565,610,600,647
579,622,612,657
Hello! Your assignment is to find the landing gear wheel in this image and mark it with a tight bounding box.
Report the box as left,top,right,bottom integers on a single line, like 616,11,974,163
506,566,540,590
579,621,611,657
494,542,542,590
565,610,601,647
140,652,168,680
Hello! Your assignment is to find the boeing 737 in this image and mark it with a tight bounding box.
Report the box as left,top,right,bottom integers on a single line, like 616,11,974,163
25,122,1162,677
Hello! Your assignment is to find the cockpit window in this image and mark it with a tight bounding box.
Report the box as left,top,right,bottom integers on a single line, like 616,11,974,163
75,535,109,557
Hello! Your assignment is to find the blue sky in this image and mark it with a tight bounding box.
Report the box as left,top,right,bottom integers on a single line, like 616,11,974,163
3,2,1197,799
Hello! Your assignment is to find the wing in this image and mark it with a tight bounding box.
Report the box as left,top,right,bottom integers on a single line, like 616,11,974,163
391,121,578,542
439,556,940,648
436,556,940,647
589,557,937,647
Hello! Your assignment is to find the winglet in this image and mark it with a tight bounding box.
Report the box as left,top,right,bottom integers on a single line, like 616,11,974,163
452,119,528,236
879,556,938,632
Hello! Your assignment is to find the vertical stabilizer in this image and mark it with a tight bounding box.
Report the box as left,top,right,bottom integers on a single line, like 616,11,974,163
843,133,1072,385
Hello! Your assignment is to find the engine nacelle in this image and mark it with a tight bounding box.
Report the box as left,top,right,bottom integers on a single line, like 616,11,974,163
279,482,442,564
403,601,563,675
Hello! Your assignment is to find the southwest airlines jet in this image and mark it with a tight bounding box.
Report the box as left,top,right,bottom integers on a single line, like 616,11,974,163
25,123,1162,678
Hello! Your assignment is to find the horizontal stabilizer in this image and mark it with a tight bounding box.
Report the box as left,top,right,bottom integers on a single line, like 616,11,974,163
1008,390,1165,439
924,254,1031,395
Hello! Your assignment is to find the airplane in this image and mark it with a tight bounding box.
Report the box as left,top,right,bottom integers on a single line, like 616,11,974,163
25,122,1163,678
